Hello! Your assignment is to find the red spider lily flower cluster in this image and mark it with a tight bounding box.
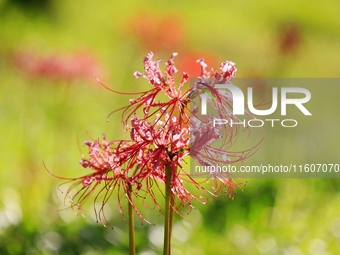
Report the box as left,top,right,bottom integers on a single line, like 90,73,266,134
55,52,259,225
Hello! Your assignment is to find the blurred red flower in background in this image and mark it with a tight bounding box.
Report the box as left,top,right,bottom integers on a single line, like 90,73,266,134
278,22,302,55
11,49,103,82
176,51,220,77
126,11,184,52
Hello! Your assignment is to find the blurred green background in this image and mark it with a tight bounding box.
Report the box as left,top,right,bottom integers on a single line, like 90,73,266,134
1,0,340,254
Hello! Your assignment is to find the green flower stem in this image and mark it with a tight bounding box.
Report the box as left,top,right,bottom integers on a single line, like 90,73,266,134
163,164,173,255
128,185,136,255
163,106,185,254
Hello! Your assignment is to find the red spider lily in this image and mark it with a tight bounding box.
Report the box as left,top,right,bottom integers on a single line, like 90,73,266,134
188,59,246,145
51,52,262,226
52,114,190,223
187,58,263,198
12,49,102,82
128,114,199,215
48,136,149,226
104,52,191,128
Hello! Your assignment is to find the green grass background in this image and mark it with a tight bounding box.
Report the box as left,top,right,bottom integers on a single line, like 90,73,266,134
1,0,340,254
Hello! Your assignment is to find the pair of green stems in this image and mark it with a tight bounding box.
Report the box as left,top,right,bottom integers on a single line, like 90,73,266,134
128,164,174,255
